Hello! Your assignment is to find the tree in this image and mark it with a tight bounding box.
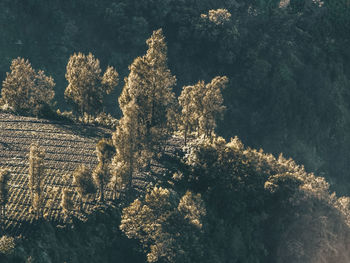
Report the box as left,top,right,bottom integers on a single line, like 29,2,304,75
0,235,15,255
120,187,206,263
200,76,228,137
60,188,74,220
0,170,10,221
116,28,176,160
178,83,198,145
200,9,232,26
28,144,46,220
44,186,60,220
112,29,176,195
64,52,119,116
1,57,55,116
112,103,140,195
109,160,130,200
72,165,96,211
178,76,228,143
93,138,115,202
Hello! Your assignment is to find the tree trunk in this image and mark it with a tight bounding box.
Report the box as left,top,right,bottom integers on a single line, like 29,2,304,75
99,182,104,203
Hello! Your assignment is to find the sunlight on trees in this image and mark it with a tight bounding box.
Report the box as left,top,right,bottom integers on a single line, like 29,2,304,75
112,29,176,194
60,188,74,220
65,52,119,117
0,169,10,222
0,235,15,255
28,144,46,220
178,76,228,143
120,186,206,263
200,9,232,25
117,29,176,154
1,57,55,116
72,165,96,211
93,138,115,202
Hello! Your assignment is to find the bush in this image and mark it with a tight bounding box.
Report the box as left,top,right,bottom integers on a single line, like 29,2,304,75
0,236,15,255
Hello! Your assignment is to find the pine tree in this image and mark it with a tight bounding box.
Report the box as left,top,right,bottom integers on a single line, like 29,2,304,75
200,76,228,137
1,57,55,116
178,76,228,143
0,169,10,221
64,53,119,117
120,187,206,263
113,29,176,194
109,160,129,200
117,28,176,154
72,165,96,211
93,138,115,202
112,103,140,195
178,83,202,145
28,144,45,220
60,188,74,220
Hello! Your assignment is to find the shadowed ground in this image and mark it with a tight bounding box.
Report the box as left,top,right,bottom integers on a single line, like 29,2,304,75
0,113,112,235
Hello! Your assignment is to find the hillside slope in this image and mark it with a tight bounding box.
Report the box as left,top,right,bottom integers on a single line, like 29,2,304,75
0,112,111,234
0,114,349,262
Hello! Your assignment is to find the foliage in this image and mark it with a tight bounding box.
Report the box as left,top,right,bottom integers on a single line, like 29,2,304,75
65,52,119,116
120,187,206,263
60,188,74,219
112,29,176,194
93,138,115,202
0,1,350,262
109,160,129,200
175,135,350,262
119,133,350,262
0,169,10,220
200,9,232,25
117,29,176,157
94,112,118,129
73,165,96,206
1,57,55,116
112,109,138,193
28,144,46,220
1,0,350,194
0,236,15,255
178,76,228,143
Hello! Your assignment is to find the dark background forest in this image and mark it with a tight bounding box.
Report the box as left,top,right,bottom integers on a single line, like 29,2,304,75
0,0,350,195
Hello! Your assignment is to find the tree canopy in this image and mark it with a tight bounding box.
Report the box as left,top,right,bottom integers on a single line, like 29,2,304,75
1,57,55,116
65,52,119,116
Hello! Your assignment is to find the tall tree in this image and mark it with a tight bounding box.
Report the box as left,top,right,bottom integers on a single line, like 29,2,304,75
1,57,55,116
112,102,140,195
0,169,10,221
117,28,176,155
65,52,119,116
60,188,74,221
113,29,176,194
109,159,130,200
178,76,228,143
93,138,115,202
120,187,206,263
28,144,46,220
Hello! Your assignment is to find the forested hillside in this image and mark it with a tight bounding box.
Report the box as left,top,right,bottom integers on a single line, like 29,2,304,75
0,0,349,193
0,1,350,262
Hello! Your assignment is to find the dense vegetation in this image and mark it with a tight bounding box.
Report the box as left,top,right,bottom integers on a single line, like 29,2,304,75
1,0,350,194
0,0,350,262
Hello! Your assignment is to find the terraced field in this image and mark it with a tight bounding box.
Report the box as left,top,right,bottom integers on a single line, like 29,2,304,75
0,112,183,237
0,113,112,235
